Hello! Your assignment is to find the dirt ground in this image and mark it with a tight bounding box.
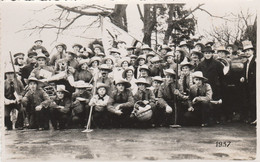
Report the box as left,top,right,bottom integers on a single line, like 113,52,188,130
3,123,256,161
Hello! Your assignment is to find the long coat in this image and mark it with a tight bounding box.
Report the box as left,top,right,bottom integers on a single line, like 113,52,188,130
195,58,224,100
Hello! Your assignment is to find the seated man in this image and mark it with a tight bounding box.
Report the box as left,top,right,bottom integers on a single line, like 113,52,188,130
107,79,134,128
184,71,213,127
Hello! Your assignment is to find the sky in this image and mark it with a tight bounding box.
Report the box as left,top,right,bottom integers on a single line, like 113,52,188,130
0,0,258,60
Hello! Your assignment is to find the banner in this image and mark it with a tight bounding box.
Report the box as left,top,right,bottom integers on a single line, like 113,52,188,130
101,17,139,57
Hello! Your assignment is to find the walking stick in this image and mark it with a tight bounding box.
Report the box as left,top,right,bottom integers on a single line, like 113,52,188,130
170,54,181,128
82,75,97,133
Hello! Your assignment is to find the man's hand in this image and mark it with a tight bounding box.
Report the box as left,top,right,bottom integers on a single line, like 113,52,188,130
192,97,198,104
115,110,123,116
35,105,43,111
188,107,194,112
166,105,172,113
115,104,121,110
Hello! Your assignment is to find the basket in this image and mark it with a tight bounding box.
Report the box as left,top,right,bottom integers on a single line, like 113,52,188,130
133,101,153,121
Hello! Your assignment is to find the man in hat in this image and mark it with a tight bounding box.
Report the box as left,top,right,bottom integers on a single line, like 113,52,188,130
50,43,67,66
226,44,237,56
93,44,104,55
107,79,134,128
126,46,136,56
179,41,191,54
4,66,25,130
240,40,256,124
141,44,152,55
134,55,146,78
28,40,48,56
96,64,114,95
138,64,152,85
21,52,37,85
131,78,156,127
149,56,163,77
194,42,205,52
190,49,203,70
22,77,51,130
195,46,225,124
179,60,194,95
49,85,71,130
158,69,188,126
184,71,213,126
70,80,92,128
66,51,79,70
160,45,172,58
29,53,54,80
89,83,111,128
72,44,83,56
34,45,50,58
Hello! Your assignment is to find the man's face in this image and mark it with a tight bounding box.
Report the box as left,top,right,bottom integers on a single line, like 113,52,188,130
37,58,46,66
105,59,113,66
57,46,63,52
245,49,254,57
130,58,136,65
101,70,109,77
137,83,146,91
6,73,15,81
29,81,37,92
57,91,65,99
227,46,233,54
181,66,190,74
181,45,189,52
66,53,74,60
97,87,106,96
193,77,202,86
140,69,148,77
116,83,125,92
139,59,145,66
204,52,213,60
152,81,160,89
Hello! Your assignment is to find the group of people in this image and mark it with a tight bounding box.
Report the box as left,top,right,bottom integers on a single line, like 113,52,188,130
4,38,256,130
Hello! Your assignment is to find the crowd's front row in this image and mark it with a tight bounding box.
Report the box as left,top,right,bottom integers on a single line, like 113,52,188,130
5,65,215,130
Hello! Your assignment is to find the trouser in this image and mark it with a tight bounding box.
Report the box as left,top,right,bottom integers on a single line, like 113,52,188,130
110,105,134,128
5,104,24,130
92,110,111,128
184,102,211,125
36,108,50,129
50,108,70,129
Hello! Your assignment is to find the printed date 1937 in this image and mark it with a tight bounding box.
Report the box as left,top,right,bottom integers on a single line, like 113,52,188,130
216,141,231,147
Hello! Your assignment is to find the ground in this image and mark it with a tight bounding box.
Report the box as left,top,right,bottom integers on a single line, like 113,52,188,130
3,123,256,161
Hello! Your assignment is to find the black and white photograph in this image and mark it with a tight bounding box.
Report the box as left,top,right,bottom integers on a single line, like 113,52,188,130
0,0,258,161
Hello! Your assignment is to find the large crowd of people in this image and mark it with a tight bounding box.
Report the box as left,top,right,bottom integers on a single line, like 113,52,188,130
4,38,256,130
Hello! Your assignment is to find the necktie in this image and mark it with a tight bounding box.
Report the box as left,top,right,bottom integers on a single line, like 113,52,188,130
197,87,200,96
142,91,146,100
98,95,105,101
183,75,187,92
60,52,62,59
102,78,105,83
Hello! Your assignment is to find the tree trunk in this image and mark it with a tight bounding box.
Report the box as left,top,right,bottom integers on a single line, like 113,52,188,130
163,4,174,44
142,4,156,46
109,4,128,32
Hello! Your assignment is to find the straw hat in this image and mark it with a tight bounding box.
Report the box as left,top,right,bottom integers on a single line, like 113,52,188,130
55,43,67,50
195,42,205,48
152,76,163,83
89,56,101,66
14,53,25,58
217,46,230,54
99,64,112,72
150,56,162,63
146,51,155,57
180,60,194,69
135,78,151,87
56,85,69,93
179,41,189,47
118,57,130,66
110,48,120,54
78,59,89,66
74,80,92,88
242,40,254,52
202,46,215,53
141,44,152,51
190,49,203,59
34,40,43,43
130,54,137,59
115,78,131,88
96,83,109,90
28,76,42,83
97,52,105,57
161,45,171,51
103,55,116,64
192,71,208,81
67,51,77,57
139,65,150,73
72,44,83,49
36,53,47,60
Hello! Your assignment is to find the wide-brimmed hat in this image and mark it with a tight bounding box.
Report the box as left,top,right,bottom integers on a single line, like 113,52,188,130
179,41,189,48
127,46,136,50
122,66,135,78
180,60,194,69
163,69,176,76
130,54,137,59
175,47,188,57
195,42,205,48
141,44,152,51
56,85,69,93
89,56,101,66
150,56,162,63
146,51,155,57
110,48,121,54
67,51,77,57
190,49,203,59
135,55,146,65
93,44,103,50
152,76,163,83
72,44,83,49
242,40,254,52
97,52,105,57
56,43,67,50
217,46,230,54
164,51,174,61
36,53,47,60
205,41,214,47
99,64,112,72
5,64,17,74
202,46,215,53
14,53,25,58
192,71,208,81
139,65,150,73
135,78,150,87
34,40,43,43
161,45,172,51
118,57,130,66
103,55,115,65
28,52,37,58
28,76,42,83
115,78,131,88
96,83,109,90
74,80,92,89
78,59,90,66
77,52,89,59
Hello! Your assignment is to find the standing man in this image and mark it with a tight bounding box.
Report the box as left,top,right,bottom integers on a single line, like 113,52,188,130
240,40,256,124
195,46,225,124
50,43,67,66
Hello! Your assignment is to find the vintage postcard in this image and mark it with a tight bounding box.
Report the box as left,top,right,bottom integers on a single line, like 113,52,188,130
0,0,258,161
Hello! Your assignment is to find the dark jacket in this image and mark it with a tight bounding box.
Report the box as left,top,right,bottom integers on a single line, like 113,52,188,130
50,96,72,113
